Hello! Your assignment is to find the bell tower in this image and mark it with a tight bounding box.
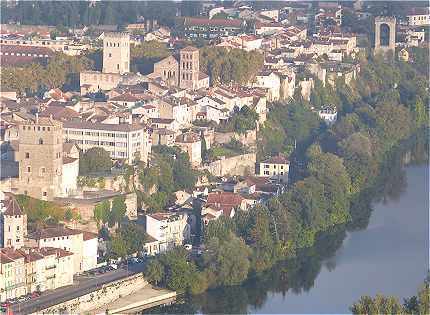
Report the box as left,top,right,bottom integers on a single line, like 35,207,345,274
103,32,130,74
179,46,200,90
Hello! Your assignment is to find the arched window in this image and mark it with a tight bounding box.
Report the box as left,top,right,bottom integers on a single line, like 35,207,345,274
39,138,43,145
380,24,390,46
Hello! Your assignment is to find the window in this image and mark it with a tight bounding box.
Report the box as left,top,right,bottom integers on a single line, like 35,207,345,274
109,53,112,57
39,138,43,145
17,226,20,231
43,191,47,197
25,152,30,159
27,166,31,172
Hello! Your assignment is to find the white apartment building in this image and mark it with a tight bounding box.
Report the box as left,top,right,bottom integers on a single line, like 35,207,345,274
63,121,151,164
145,212,190,255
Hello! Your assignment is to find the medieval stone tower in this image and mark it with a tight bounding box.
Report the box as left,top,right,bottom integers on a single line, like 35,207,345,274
103,32,130,74
374,16,396,57
16,116,63,201
179,46,200,90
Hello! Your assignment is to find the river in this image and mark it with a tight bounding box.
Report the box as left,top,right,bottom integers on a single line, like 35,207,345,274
250,163,429,314
146,141,429,314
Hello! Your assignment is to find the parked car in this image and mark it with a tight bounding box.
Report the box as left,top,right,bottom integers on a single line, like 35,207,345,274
184,244,193,251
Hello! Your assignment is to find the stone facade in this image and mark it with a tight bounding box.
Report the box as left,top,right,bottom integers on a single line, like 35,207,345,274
102,32,130,74
201,153,257,177
374,16,396,57
16,117,63,201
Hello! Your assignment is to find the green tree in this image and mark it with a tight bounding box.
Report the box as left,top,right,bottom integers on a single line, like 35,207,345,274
93,200,110,226
79,147,112,175
145,260,164,286
109,196,127,227
203,232,251,286
110,234,127,258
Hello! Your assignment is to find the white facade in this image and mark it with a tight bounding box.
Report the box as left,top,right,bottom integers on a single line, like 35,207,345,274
318,106,338,125
63,121,151,164
145,212,190,253
61,158,79,196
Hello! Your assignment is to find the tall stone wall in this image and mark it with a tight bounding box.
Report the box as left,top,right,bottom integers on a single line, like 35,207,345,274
201,153,256,177
33,274,148,315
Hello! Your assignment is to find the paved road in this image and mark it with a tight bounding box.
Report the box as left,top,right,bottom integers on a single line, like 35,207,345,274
11,263,145,314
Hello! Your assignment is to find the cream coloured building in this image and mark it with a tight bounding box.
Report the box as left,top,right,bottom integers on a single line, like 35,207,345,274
27,226,98,274
0,246,74,302
175,132,202,167
259,153,290,183
145,212,190,254
63,121,152,164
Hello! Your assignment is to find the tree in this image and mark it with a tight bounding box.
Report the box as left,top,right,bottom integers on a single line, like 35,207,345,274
93,200,110,226
110,234,127,258
119,222,147,254
109,196,127,227
203,232,251,286
145,260,164,286
130,41,171,74
64,208,74,221
79,147,112,175
351,294,404,314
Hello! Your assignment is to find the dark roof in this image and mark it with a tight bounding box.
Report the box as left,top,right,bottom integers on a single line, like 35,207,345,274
3,197,24,216
262,153,289,164
40,106,80,121
110,92,140,102
28,226,82,240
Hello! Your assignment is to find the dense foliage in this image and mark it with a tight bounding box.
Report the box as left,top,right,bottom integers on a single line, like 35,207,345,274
79,147,112,175
217,105,259,134
0,1,202,28
351,279,430,315
15,195,77,226
130,41,171,74
110,222,148,258
199,47,264,85
139,145,198,212
1,53,93,95
93,196,127,228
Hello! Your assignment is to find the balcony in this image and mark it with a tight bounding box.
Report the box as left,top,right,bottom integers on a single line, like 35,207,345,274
45,265,56,270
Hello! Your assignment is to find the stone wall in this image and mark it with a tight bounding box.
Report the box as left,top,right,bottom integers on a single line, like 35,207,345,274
201,153,256,177
33,274,148,315
213,130,257,147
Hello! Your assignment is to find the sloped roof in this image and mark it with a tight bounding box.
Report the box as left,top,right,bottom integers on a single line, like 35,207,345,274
4,197,24,216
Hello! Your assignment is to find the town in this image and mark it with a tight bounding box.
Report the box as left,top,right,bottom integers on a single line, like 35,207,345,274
0,1,428,314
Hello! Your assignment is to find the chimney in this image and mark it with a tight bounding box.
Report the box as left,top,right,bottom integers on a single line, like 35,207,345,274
35,113,39,123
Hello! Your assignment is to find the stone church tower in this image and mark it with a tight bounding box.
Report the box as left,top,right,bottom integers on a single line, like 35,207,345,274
179,46,200,90
16,116,63,201
103,32,130,74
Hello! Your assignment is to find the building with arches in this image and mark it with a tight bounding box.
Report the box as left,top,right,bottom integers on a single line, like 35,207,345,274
374,16,396,57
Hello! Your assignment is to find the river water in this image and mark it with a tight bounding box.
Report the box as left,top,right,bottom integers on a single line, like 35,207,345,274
250,163,429,314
